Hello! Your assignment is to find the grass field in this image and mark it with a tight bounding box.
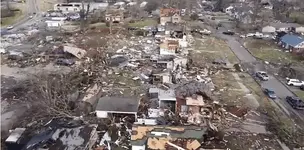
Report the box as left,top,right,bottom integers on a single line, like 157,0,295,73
1,11,24,27
244,39,303,64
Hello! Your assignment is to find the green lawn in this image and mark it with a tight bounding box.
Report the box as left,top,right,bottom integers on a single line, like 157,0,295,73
128,19,158,28
1,11,24,27
295,90,304,100
244,39,303,64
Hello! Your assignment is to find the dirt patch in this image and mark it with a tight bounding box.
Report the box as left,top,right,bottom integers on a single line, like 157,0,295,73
192,37,239,65
202,132,283,149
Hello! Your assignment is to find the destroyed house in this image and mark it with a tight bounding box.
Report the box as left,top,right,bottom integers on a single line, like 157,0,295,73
176,94,223,126
131,125,207,150
95,96,140,119
151,71,172,84
6,124,98,150
159,40,179,55
148,88,176,112
165,23,184,38
5,128,28,150
160,8,181,25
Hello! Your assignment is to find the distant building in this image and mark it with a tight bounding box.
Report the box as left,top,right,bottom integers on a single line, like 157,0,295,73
54,2,108,13
262,25,276,33
160,8,181,26
54,3,82,13
105,9,124,23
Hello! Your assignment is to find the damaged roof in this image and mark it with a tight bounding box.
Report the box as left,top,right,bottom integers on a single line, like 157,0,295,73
95,96,140,113
131,125,207,149
160,8,180,17
165,23,183,32
23,124,98,150
63,45,86,59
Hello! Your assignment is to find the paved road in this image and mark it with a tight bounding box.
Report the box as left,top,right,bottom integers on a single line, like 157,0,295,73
215,31,304,122
5,0,40,32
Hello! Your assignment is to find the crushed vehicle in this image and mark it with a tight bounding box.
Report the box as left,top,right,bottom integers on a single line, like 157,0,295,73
286,78,304,87
6,25,14,30
56,58,75,66
256,71,269,81
286,96,304,110
300,85,304,91
222,30,235,35
263,88,277,99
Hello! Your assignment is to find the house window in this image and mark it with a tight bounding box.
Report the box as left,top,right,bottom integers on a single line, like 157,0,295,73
74,8,77,11
66,8,68,11
174,18,178,21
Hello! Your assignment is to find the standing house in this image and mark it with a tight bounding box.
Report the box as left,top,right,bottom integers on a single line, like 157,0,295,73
270,23,302,32
279,34,304,53
54,3,83,13
160,8,181,26
105,9,124,23
262,25,276,33
95,97,140,119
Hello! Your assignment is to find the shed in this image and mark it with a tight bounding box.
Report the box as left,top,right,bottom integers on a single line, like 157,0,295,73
95,97,140,118
262,25,276,33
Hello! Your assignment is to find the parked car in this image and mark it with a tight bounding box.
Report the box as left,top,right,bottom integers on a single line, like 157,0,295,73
300,85,304,91
6,25,14,30
286,96,304,110
286,78,304,87
256,71,269,81
264,88,277,99
222,30,235,35
56,58,75,66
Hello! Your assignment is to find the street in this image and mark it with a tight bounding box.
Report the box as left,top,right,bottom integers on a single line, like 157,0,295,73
5,0,41,32
216,31,304,123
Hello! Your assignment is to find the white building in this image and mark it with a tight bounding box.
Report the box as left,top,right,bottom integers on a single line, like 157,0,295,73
45,20,65,27
262,25,276,33
54,2,108,13
95,97,139,119
54,3,82,13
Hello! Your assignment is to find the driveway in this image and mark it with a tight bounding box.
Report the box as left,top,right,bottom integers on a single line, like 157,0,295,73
215,30,304,123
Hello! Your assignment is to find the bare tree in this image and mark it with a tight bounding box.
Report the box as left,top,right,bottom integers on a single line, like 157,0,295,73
6,0,11,11
26,72,87,119
80,0,91,31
